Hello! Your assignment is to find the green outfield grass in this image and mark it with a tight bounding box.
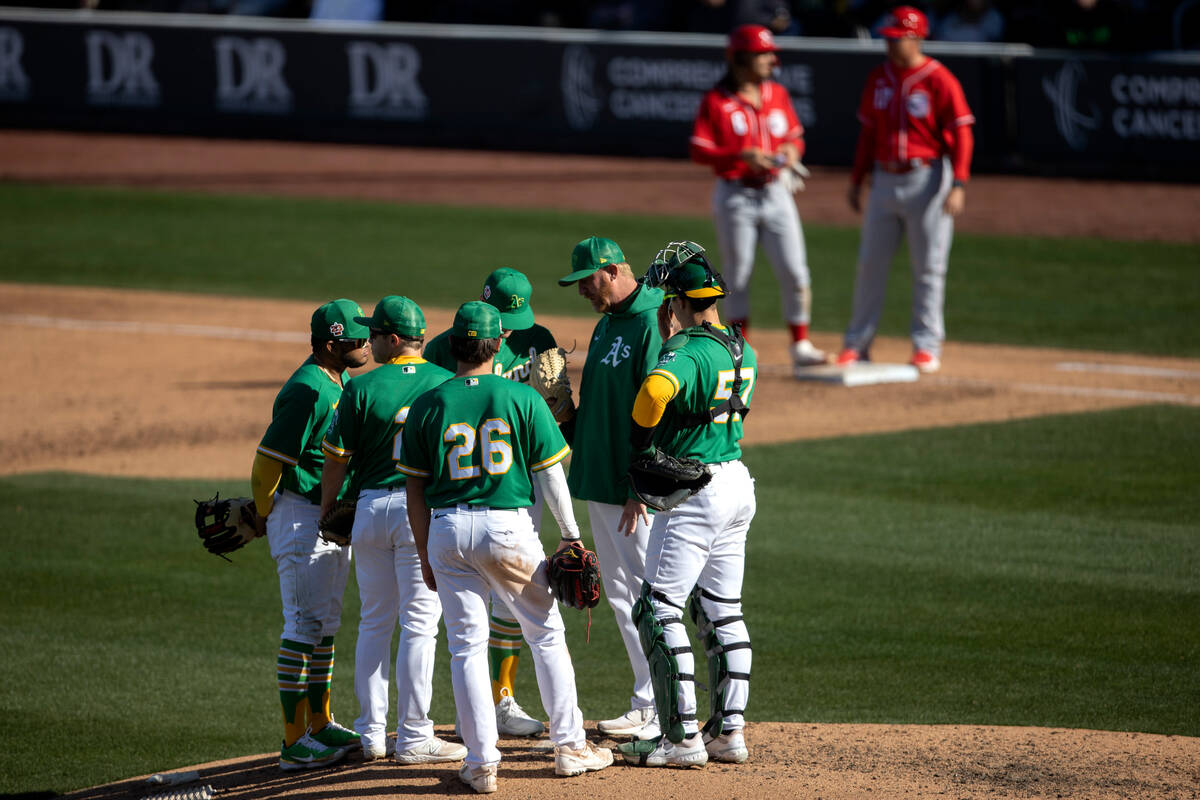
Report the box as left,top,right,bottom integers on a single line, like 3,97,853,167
3,405,1198,794
1,183,1197,356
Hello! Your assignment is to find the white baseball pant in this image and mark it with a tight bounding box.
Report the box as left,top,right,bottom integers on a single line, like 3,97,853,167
351,488,443,753
267,490,351,645
587,500,654,713
844,156,955,356
712,178,812,325
428,504,587,770
643,461,756,735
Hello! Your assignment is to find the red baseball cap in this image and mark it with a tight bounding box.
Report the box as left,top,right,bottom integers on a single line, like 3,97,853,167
726,24,778,58
880,6,929,39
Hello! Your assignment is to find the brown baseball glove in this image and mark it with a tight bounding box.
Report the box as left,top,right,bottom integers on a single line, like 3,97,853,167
194,493,258,562
318,499,357,547
529,347,576,424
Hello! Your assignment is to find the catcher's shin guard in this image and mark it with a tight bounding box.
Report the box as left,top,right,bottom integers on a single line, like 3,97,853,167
635,583,694,743
688,586,752,737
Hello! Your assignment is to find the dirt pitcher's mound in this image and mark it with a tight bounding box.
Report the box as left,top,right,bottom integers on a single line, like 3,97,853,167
67,722,1200,800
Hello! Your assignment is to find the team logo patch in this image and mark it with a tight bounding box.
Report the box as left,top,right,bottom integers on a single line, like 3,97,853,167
658,352,678,365
330,322,345,336
483,285,492,299
731,110,748,136
402,366,416,374
767,109,788,138
906,90,930,118
465,377,479,386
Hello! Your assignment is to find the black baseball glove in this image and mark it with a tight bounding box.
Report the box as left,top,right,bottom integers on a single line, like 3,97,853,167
194,493,258,562
628,449,712,512
547,542,601,610
318,499,357,547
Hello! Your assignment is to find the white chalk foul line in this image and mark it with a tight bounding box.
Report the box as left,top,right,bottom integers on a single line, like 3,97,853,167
936,376,1200,406
0,313,309,343
1056,361,1200,380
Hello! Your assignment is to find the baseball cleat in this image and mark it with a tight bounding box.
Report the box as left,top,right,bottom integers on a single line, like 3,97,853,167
458,763,499,794
393,736,468,764
597,706,657,736
360,735,395,761
704,729,749,763
279,733,347,771
554,740,614,776
496,695,545,737
910,350,941,373
618,733,708,768
836,348,861,366
308,719,361,751
791,338,828,367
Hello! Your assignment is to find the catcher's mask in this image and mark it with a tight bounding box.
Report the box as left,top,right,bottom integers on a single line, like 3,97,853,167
644,240,727,300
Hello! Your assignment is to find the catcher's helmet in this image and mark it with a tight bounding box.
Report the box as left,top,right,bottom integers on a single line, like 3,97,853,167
879,6,929,39
726,24,778,59
645,241,726,300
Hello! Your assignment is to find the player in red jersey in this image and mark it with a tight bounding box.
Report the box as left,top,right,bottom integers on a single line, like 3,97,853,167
838,5,975,374
690,23,827,376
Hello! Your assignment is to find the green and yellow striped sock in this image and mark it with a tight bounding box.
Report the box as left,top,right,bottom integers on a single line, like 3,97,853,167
488,612,523,705
278,638,313,747
307,635,336,733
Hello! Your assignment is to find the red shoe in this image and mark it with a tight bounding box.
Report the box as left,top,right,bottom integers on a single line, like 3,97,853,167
835,348,860,366
910,350,941,373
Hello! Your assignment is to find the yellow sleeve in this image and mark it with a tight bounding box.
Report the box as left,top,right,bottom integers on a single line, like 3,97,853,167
632,373,679,429
251,452,284,517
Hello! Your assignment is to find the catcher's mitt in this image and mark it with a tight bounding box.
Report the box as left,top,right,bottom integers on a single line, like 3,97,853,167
629,449,712,512
547,541,601,610
194,493,258,562
318,499,357,547
529,347,575,424
778,161,811,194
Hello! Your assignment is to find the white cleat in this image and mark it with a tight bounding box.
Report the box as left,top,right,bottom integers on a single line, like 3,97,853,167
704,729,749,763
496,695,545,737
792,338,829,369
554,740,614,776
597,706,657,737
458,763,498,794
619,733,709,768
393,736,468,764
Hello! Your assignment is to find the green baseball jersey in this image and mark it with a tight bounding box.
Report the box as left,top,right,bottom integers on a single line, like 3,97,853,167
423,324,557,384
568,283,666,505
321,357,454,495
398,374,569,509
257,356,348,504
648,326,758,465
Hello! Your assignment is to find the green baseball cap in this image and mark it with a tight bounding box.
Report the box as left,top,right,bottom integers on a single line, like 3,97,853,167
311,299,370,341
559,236,626,286
482,267,534,331
354,295,426,337
452,301,502,339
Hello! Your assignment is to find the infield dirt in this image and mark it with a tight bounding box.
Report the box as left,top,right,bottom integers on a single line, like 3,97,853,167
2,131,1197,800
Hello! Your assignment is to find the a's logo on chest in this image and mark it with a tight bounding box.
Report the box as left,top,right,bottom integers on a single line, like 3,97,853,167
906,90,931,118
601,336,632,367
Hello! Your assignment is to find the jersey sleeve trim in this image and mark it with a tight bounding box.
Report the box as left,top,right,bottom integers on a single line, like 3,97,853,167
396,463,431,478
648,368,681,394
320,441,351,463
530,444,571,473
953,114,976,126
256,444,298,467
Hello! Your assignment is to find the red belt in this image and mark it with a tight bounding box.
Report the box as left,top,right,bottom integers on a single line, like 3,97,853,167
877,159,931,174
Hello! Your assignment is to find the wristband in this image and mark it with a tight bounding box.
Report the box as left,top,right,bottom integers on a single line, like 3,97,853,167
952,179,966,188
560,535,581,542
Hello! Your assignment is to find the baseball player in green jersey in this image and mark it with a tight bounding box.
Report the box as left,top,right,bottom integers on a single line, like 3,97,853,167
424,267,557,737
616,242,758,769
317,296,466,765
557,235,663,739
250,299,370,771
399,302,613,793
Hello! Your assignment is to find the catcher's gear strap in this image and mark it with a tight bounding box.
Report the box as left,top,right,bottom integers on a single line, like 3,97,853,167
676,322,750,429
689,586,752,738
635,585,692,744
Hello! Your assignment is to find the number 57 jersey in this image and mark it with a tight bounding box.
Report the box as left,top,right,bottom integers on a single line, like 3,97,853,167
398,374,570,509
